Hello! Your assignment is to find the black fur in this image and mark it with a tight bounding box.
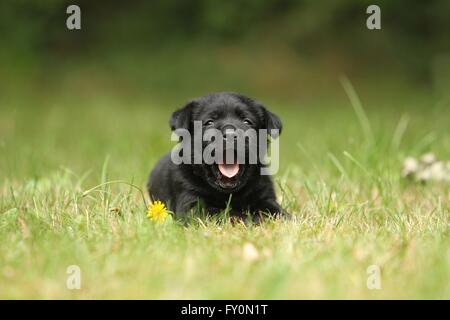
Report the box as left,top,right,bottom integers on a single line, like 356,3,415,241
147,92,284,218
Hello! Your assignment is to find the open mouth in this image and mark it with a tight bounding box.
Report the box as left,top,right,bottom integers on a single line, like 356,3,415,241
218,163,239,178
214,161,242,189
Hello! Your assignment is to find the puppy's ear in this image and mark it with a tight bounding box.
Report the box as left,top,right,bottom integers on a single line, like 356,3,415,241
264,108,283,138
169,101,194,131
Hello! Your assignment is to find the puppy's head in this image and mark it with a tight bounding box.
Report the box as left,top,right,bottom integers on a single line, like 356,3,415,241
170,92,282,193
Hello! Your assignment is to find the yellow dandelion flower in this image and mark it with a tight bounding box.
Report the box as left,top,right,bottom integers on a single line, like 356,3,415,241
147,200,169,222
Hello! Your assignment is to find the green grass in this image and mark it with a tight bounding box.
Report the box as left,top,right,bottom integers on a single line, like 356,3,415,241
0,85,449,299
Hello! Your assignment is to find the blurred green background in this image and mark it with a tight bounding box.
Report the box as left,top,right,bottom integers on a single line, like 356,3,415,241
2,0,449,100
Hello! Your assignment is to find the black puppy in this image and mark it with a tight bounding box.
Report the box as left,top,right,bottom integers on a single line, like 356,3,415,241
147,92,284,218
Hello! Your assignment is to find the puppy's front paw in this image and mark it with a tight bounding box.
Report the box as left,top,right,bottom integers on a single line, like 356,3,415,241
253,200,288,220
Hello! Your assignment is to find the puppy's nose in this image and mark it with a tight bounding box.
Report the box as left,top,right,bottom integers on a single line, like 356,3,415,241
222,124,237,141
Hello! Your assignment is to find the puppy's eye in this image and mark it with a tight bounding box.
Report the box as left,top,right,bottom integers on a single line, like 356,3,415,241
204,119,214,126
243,118,253,125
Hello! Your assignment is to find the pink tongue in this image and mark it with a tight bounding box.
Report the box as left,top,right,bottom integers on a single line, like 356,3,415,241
218,163,239,178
